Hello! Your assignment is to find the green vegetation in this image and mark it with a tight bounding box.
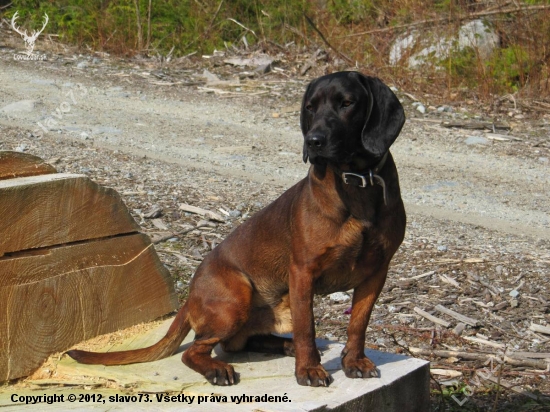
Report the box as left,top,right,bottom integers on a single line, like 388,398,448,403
3,0,550,99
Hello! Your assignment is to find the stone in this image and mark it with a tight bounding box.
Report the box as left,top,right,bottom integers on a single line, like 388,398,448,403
465,136,490,146
12,319,430,411
0,100,36,113
389,19,498,68
329,291,351,303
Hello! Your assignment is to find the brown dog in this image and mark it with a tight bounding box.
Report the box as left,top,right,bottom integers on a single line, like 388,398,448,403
67,71,406,387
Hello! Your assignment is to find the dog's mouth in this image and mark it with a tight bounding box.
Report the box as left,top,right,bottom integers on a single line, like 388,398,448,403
305,141,352,165
306,147,356,169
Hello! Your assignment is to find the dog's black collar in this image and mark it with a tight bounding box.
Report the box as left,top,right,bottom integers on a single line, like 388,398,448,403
332,152,388,205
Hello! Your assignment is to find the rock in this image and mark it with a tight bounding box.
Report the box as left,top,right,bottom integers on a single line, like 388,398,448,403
329,292,351,303
465,136,490,146
92,126,122,135
416,104,426,114
509,289,520,298
389,19,498,68
454,322,466,336
255,63,272,74
201,69,219,82
437,245,448,252
458,20,499,59
76,61,88,69
0,100,36,113
228,210,241,218
224,55,274,68
510,298,519,308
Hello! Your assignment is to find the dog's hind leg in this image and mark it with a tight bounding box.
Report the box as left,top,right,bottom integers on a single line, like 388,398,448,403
181,266,252,385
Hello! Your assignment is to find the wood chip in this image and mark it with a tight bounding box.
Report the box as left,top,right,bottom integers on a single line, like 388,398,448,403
529,323,550,335
438,274,460,288
484,133,522,141
179,203,225,222
151,218,169,231
484,375,540,400
431,369,463,378
435,304,479,327
463,336,506,349
399,270,434,281
414,307,451,328
508,351,550,359
463,257,484,263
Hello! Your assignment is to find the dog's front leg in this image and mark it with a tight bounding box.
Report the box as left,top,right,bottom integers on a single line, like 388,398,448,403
289,264,332,387
341,266,388,378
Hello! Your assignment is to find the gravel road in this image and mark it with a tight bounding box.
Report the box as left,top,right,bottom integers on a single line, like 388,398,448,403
1,57,548,242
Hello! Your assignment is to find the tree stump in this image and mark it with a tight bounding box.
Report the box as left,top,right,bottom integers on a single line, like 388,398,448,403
0,151,178,381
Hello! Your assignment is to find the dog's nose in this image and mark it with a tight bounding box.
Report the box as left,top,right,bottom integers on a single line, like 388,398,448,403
306,134,326,149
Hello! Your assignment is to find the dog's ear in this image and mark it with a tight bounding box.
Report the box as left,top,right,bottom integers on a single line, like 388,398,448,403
300,81,315,163
356,74,405,159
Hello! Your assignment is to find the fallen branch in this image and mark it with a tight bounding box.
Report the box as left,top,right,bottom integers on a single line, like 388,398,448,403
409,348,550,370
227,18,258,38
463,336,505,349
441,121,511,131
414,307,451,328
303,14,354,65
435,304,479,327
152,223,208,244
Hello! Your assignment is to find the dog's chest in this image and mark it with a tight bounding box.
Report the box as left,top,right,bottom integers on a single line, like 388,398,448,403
313,218,387,294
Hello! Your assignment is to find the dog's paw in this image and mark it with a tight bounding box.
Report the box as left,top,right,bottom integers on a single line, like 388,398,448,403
342,357,379,379
204,362,238,386
295,365,333,387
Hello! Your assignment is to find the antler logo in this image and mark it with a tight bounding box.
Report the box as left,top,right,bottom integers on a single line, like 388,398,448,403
11,11,49,59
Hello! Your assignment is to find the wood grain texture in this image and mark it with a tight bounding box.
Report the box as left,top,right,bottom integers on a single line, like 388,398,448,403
0,233,178,381
0,151,57,180
0,173,140,257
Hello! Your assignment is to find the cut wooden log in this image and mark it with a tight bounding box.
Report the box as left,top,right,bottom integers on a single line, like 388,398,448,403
0,155,178,381
0,233,177,381
0,173,140,257
0,151,57,180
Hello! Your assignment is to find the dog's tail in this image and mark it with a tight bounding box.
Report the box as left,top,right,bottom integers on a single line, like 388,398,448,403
66,302,191,365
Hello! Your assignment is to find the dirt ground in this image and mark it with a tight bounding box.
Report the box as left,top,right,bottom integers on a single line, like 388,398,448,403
1,28,549,411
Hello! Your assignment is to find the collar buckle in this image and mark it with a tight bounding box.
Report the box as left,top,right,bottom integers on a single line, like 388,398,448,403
341,172,369,188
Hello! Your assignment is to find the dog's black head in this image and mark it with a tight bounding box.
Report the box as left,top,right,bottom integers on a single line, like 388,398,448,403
300,71,405,168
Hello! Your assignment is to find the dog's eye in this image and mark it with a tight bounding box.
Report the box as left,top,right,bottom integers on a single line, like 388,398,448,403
341,101,353,108
305,104,313,111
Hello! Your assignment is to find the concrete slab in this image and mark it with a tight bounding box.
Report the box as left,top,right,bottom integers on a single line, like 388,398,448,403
0,319,430,411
